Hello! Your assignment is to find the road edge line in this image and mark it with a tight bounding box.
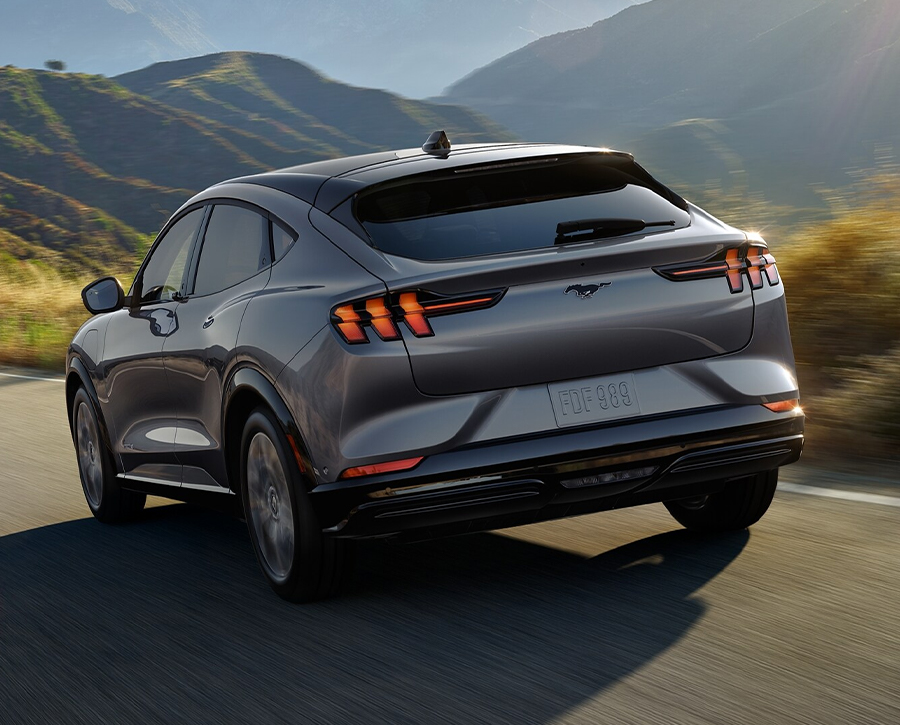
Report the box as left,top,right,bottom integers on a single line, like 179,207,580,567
779,481,900,508
0,371,65,383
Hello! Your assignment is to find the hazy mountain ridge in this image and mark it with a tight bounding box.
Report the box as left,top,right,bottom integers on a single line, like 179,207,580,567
1,0,645,97
0,52,513,270
444,0,900,208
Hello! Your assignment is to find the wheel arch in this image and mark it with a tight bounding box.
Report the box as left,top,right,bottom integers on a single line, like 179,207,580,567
66,357,113,453
222,366,318,493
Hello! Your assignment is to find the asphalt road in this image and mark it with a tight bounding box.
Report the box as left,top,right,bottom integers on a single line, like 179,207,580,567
1,371,898,724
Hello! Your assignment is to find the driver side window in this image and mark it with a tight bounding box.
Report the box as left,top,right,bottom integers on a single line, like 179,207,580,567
137,208,203,304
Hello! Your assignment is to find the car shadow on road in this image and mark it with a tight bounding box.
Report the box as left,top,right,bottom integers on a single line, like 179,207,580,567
0,505,748,724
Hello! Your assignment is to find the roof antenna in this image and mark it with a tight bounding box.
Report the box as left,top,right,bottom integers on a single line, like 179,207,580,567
422,130,451,156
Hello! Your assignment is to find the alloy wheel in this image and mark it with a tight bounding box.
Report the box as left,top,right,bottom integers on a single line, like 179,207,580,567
76,401,103,508
246,432,295,582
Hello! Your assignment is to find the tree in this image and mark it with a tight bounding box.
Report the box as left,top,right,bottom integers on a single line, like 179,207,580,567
44,60,66,72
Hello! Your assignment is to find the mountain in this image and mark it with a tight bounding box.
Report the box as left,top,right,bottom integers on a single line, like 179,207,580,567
114,52,510,156
1,0,646,98
0,52,513,270
444,0,900,208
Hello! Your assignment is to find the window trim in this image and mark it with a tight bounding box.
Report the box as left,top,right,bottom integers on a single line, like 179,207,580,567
183,199,298,299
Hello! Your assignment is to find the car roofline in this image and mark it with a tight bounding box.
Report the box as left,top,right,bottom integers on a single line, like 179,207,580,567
213,143,635,208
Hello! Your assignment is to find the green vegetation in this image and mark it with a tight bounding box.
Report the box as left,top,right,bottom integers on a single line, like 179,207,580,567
0,251,92,370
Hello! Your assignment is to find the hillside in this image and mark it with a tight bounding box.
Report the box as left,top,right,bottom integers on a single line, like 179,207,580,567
115,53,511,158
0,52,513,271
444,0,900,209
1,0,645,98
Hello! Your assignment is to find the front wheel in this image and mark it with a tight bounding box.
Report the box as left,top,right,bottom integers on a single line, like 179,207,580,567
240,408,349,602
72,387,145,523
664,469,778,532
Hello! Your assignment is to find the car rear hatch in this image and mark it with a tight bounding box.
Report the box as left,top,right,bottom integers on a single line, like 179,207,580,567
333,152,760,396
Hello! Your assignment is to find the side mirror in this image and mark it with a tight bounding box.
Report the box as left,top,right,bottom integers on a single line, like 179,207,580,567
81,277,125,315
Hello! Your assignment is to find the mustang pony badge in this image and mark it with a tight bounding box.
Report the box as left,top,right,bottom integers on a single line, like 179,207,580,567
564,282,611,299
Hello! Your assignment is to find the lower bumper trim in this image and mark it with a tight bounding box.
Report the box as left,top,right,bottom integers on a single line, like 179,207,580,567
323,430,804,539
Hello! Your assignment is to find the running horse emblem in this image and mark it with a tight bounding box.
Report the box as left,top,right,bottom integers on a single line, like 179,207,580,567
564,282,611,299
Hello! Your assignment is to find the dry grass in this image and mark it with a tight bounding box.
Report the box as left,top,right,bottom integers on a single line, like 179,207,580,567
776,172,900,461
0,259,93,370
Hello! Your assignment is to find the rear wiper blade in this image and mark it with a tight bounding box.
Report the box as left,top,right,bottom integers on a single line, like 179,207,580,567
555,218,676,244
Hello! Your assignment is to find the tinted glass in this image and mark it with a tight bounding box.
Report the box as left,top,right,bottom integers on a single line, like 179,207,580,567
272,221,296,262
355,154,691,260
138,208,202,303
193,205,269,297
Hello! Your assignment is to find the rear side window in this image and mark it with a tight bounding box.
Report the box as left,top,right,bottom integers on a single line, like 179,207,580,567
192,204,269,297
272,220,297,263
354,154,691,260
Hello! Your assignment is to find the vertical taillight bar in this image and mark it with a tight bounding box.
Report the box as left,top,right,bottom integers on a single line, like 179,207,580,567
364,298,401,340
399,292,433,337
333,305,367,343
725,248,744,293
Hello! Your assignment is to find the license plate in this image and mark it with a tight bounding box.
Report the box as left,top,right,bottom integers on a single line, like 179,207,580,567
548,374,641,428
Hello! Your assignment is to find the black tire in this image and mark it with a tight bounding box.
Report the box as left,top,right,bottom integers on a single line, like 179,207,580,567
71,387,146,523
664,469,778,532
240,407,349,602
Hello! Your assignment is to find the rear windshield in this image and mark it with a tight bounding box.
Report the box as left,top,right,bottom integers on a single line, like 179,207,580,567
354,154,691,260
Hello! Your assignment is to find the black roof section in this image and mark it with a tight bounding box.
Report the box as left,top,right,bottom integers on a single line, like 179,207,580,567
216,142,643,213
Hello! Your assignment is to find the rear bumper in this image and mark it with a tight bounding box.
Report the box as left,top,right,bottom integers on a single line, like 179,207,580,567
311,404,804,539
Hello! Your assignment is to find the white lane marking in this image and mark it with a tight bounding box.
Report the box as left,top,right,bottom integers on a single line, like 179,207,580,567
780,481,900,508
0,371,65,383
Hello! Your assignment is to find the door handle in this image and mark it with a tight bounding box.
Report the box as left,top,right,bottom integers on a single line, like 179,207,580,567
202,315,214,329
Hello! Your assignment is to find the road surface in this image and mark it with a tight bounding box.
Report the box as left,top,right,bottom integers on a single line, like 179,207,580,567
1,370,898,724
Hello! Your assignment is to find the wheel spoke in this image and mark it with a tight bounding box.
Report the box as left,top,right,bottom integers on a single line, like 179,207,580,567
76,402,103,508
247,432,295,582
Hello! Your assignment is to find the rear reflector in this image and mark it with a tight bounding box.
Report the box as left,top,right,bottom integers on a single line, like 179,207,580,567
763,399,801,413
339,456,424,479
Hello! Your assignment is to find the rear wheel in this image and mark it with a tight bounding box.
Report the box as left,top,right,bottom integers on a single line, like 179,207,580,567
72,387,145,523
665,469,778,532
240,407,349,602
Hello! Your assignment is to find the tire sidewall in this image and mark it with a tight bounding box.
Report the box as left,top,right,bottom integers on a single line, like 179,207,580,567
665,469,779,532
72,387,114,517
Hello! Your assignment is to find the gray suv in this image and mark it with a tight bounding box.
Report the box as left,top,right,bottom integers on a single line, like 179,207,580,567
68,137,804,601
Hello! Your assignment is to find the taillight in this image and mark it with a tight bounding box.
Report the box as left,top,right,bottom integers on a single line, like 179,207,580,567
331,289,503,344
654,242,780,294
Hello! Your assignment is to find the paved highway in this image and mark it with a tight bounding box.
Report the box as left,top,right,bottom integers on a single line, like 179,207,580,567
1,370,898,724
